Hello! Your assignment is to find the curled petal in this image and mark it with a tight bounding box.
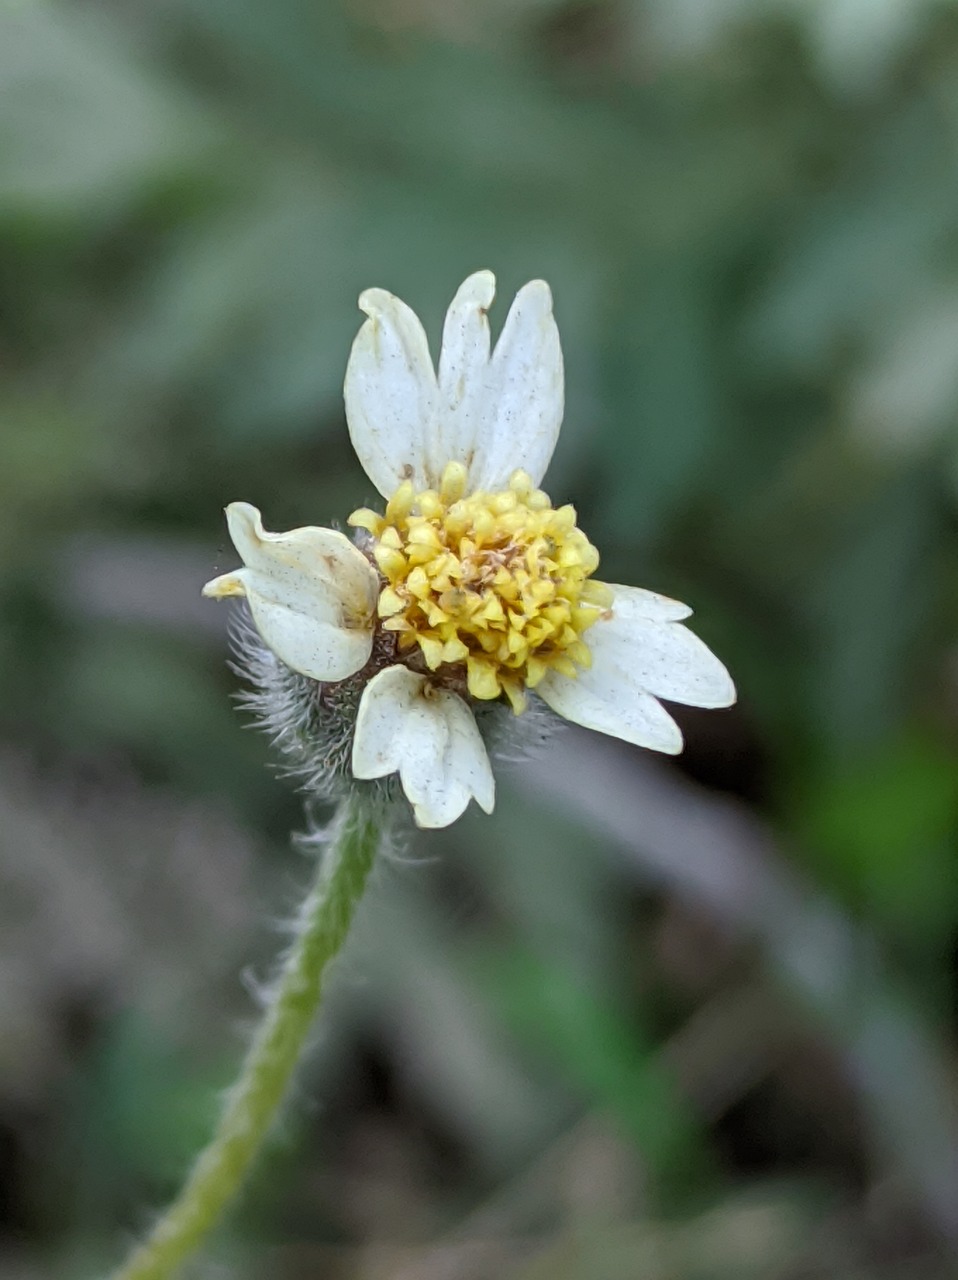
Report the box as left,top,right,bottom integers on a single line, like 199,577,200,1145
344,287,439,498
538,583,735,752
352,666,495,828
203,502,379,682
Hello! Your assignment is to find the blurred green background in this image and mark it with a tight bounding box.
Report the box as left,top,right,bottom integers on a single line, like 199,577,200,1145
2,1,958,1277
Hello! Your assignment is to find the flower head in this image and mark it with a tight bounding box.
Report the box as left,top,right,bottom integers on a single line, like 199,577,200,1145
205,271,735,827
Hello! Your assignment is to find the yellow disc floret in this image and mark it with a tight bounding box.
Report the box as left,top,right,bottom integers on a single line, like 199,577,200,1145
349,463,612,714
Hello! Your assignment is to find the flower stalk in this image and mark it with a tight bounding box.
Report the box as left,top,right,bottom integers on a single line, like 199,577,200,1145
109,793,382,1280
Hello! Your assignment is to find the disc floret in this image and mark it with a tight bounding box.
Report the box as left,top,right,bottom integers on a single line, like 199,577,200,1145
349,463,612,714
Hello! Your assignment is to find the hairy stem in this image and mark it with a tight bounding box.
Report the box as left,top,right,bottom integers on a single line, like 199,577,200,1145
109,793,382,1280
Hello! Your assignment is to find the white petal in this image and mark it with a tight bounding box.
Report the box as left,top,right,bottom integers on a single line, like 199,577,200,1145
221,503,378,618
243,588,374,682
344,273,564,499
594,584,736,708
538,661,685,754
436,269,495,473
601,585,693,625
203,502,379,682
344,287,439,498
466,279,564,491
352,666,495,828
537,583,735,753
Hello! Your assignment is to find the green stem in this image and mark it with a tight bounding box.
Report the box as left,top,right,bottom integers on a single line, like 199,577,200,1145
109,793,382,1280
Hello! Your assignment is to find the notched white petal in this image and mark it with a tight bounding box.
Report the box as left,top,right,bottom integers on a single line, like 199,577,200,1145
467,278,564,491
352,666,495,828
204,502,379,683
344,271,565,497
344,287,439,497
538,583,735,753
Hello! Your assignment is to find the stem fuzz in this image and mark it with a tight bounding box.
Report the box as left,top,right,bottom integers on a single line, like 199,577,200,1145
109,793,381,1280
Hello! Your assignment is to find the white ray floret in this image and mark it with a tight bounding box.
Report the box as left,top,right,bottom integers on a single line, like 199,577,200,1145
345,270,563,497
351,666,495,829
202,502,380,683
344,288,440,498
537,585,735,754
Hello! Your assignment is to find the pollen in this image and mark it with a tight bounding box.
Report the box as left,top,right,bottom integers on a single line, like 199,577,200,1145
349,463,612,714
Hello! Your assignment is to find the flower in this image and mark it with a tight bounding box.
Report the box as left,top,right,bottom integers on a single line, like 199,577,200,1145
204,271,735,828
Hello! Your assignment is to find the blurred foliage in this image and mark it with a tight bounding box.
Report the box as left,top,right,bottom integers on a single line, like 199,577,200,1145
1,0,958,1277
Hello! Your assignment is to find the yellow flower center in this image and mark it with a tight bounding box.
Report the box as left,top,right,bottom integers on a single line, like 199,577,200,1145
348,463,612,714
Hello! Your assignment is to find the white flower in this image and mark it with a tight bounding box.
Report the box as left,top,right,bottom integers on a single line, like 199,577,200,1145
205,271,735,828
